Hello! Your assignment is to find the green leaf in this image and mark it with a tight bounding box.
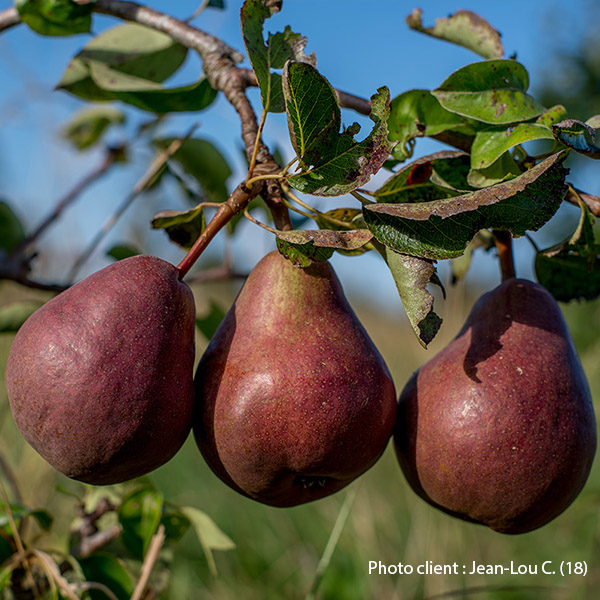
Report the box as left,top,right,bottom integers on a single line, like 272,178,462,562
552,119,600,159
364,151,568,260
284,69,392,196
0,200,26,253
180,506,234,577
384,248,442,347
275,229,373,266
467,151,522,188
0,503,53,531
282,61,339,165
388,90,477,160
56,23,218,114
151,205,206,250
432,60,545,124
0,535,14,567
61,106,125,151
535,199,600,301
16,0,95,37
0,301,44,332
406,8,503,59
196,302,226,341
374,151,470,204
0,565,14,591
536,105,568,127
160,509,191,543
241,0,315,112
106,244,140,261
78,553,135,600
154,138,231,204
118,487,164,559
471,123,554,169
275,238,334,267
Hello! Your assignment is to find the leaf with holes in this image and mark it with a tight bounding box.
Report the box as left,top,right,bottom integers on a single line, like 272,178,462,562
433,60,545,124
364,151,568,260
406,8,504,59
385,248,443,347
284,65,392,196
241,0,315,113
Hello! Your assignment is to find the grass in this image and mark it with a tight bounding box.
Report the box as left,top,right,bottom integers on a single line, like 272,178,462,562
0,277,599,599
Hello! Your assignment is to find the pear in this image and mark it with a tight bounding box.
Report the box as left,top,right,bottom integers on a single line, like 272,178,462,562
194,250,397,507
5,255,196,485
395,278,596,534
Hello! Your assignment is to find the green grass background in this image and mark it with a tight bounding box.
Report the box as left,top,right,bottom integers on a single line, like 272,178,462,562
1,275,599,600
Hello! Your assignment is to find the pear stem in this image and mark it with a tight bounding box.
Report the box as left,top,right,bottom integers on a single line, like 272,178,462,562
176,182,262,279
493,230,516,282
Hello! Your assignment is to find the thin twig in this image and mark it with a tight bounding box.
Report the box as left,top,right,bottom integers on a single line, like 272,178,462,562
177,181,263,278
185,0,210,23
243,207,279,234
246,108,268,183
131,524,166,600
67,124,198,282
0,481,38,595
11,147,119,257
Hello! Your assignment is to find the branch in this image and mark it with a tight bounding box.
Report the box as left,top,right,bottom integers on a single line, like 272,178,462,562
0,7,19,33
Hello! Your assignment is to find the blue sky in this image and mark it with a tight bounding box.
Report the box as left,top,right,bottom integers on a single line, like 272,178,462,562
0,0,598,307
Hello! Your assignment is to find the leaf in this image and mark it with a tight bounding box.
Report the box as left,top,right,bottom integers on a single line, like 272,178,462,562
432,60,545,124
0,301,44,332
471,123,554,169
180,506,234,577
77,553,135,600
106,244,140,261
57,24,217,114
0,503,52,531
154,138,231,204
16,0,95,37
0,200,26,253
241,0,315,112
196,302,226,341
535,199,600,301
275,238,333,267
364,151,569,260
282,61,339,164
276,229,373,266
384,248,442,347
160,509,191,543
284,68,392,196
406,8,504,60
536,105,568,127
314,208,373,256
467,151,522,188
388,90,477,160
61,106,125,151
450,230,495,284
151,205,206,250
552,119,600,159
374,151,470,204
118,487,164,559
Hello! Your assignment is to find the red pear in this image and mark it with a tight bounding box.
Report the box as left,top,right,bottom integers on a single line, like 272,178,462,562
5,255,196,485
194,250,397,507
395,278,596,534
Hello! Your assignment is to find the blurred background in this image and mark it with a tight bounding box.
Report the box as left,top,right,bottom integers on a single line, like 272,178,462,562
1,0,599,598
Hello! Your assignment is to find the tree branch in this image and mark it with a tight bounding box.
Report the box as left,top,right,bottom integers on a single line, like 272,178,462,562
0,7,19,33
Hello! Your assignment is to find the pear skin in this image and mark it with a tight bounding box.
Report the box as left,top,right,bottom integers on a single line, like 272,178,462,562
395,278,596,534
5,255,196,485
194,251,397,507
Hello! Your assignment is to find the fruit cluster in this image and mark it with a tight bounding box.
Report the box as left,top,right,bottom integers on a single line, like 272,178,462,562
4,252,596,534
